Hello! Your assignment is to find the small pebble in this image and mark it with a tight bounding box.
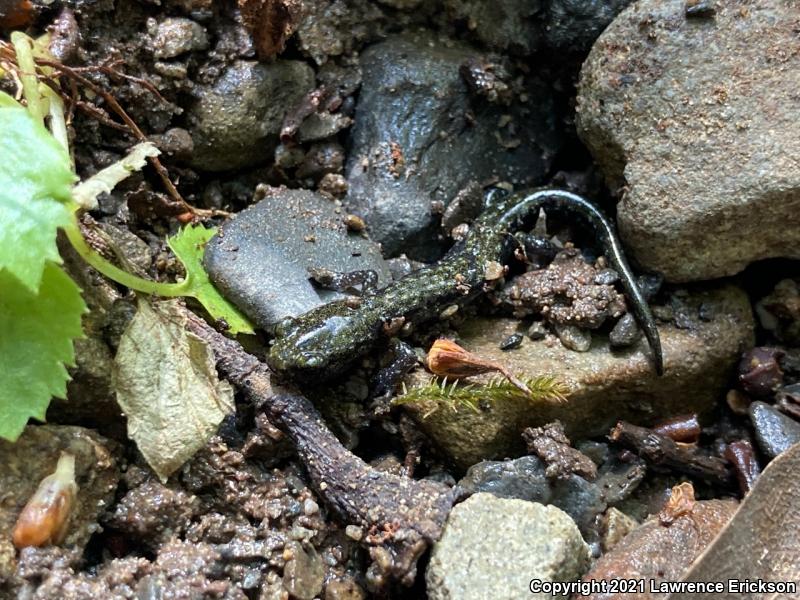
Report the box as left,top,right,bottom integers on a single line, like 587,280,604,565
749,401,800,459
151,17,208,59
725,389,751,416
637,274,663,301
345,525,363,541
594,268,619,285
344,214,366,232
499,333,523,351
303,499,319,515
318,173,348,198
439,305,459,319
609,313,641,348
685,0,716,17
738,347,784,398
527,321,548,340
554,324,592,352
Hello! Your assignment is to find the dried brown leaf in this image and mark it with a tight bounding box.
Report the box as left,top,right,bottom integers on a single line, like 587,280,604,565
114,299,234,481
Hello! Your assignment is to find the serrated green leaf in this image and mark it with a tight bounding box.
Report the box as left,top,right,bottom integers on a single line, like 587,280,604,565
0,101,77,292
168,224,255,335
0,264,86,441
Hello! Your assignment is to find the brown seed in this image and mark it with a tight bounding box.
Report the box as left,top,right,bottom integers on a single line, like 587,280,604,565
343,214,366,232
13,453,78,548
425,338,539,398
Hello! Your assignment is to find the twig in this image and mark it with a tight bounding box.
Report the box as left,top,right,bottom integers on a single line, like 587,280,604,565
1,45,218,219
610,421,732,486
181,309,454,587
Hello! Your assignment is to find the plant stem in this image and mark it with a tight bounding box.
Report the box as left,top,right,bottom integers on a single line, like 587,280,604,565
10,32,44,123
64,213,192,297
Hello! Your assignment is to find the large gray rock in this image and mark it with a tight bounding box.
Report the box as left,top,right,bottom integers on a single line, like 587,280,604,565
426,493,589,600
443,0,542,54
403,285,754,467
345,32,561,260
187,60,314,171
576,0,800,282
442,0,632,55
204,186,391,330
455,456,612,536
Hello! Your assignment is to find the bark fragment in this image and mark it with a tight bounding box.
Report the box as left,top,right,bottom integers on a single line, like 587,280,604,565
182,309,453,587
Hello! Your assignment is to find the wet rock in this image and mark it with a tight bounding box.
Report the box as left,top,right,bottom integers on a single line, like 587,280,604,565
600,507,638,553
455,456,606,536
502,249,626,328
756,279,800,345
554,323,592,352
404,285,753,467
527,320,548,340
345,32,561,260
282,541,324,600
150,127,194,162
580,486,738,600
426,493,589,600
0,426,119,586
187,60,314,171
296,0,385,65
443,0,541,54
297,112,353,143
738,347,783,398
204,186,390,330
749,401,800,459
609,313,641,348
151,17,208,59
499,333,523,351
544,0,632,52
577,0,800,282
106,478,200,548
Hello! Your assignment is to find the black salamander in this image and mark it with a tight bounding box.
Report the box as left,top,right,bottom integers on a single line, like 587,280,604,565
267,189,664,378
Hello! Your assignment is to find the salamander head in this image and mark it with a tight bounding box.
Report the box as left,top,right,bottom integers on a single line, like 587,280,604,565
267,301,367,378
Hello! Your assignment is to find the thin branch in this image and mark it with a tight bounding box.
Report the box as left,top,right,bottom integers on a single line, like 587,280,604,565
181,309,454,587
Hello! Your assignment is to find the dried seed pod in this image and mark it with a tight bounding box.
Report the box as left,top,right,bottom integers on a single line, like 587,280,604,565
12,452,78,548
425,338,532,397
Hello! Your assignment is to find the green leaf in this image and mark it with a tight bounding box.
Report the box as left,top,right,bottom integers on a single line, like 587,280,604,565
0,264,86,441
0,101,76,292
168,224,255,335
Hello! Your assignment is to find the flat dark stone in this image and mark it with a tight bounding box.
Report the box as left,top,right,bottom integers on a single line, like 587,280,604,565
749,401,800,459
345,32,561,261
204,186,390,330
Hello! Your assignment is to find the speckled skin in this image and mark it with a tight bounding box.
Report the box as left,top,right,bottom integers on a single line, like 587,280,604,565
267,189,663,378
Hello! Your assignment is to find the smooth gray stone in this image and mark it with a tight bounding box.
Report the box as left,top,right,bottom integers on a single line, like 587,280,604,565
204,187,390,330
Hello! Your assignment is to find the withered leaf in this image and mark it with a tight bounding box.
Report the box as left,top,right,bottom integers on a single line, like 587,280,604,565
114,299,234,482
580,483,738,600
669,442,800,600
239,0,304,60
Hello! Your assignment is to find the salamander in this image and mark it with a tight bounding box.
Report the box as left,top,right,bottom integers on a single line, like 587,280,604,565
267,188,664,378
